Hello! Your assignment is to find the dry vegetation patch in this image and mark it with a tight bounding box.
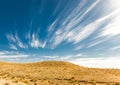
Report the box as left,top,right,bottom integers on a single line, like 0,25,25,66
0,61,120,85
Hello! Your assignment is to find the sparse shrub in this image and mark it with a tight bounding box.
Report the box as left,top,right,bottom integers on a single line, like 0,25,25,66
22,79,30,83
71,76,75,80
107,83,111,85
13,80,18,83
34,83,37,85
30,79,33,82
4,83,9,85
115,83,119,85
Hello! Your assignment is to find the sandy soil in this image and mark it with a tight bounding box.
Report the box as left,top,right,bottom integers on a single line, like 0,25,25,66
0,79,26,85
0,61,120,85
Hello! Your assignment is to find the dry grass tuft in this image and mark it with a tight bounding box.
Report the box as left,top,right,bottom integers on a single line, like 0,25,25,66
4,83,10,85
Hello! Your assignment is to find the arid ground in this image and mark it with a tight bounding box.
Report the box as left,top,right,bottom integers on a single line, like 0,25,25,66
0,61,120,85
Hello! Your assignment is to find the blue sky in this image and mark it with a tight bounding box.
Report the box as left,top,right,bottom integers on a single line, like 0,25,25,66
0,0,120,68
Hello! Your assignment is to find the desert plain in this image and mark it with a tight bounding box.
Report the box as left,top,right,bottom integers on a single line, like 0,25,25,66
0,61,120,85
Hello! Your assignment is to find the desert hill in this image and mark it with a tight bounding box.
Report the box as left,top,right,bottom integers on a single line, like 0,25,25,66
0,61,120,85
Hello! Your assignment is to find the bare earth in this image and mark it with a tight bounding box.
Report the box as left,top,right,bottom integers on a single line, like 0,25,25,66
0,61,120,85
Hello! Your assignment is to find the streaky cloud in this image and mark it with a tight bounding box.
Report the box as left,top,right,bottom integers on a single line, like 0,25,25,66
6,34,16,43
0,51,29,59
9,44,18,50
15,34,28,49
74,45,83,51
30,33,43,48
26,30,46,49
101,14,120,36
47,0,104,49
110,46,120,50
6,33,28,49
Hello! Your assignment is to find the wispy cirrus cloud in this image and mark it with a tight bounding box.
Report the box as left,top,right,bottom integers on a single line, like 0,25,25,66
48,0,117,49
5,0,120,59
74,45,83,51
48,19,58,32
26,30,46,49
6,30,47,50
6,33,28,50
0,51,29,59
47,0,101,49
30,33,44,48
100,8,120,36
42,53,83,61
110,46,120,50
86,36,110,48
6,34,16,43
15,34,28,49
86,7,120,50
9,44,18,50
76,53,83,57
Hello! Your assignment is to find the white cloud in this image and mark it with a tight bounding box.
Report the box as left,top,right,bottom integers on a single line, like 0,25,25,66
47,0,120,49
72,8,120,44
43,56,58,59
67,20,101,44
109,0,120,10
59,55,72,60
61,0,87,26
0,51,9,55
100,8,120,36
0,54,28,58
79,1,120,50
6,0,120,50
6,30,47,49
25,29,47,49
6,33,28,49
76,53,83,57
48,19,57,32
9,44,18,50
87,41,102,48
87,37,109,48
15,34,27,49
70,57,120,68
6,34,16,42
25,31,31,40
0,51,29,59
49,30,66,49
47,0,108,49
110,46,120,50
42,53,83,60
30,33,45,48
74,45,83,51
71,0,100,26
42,41,47,48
